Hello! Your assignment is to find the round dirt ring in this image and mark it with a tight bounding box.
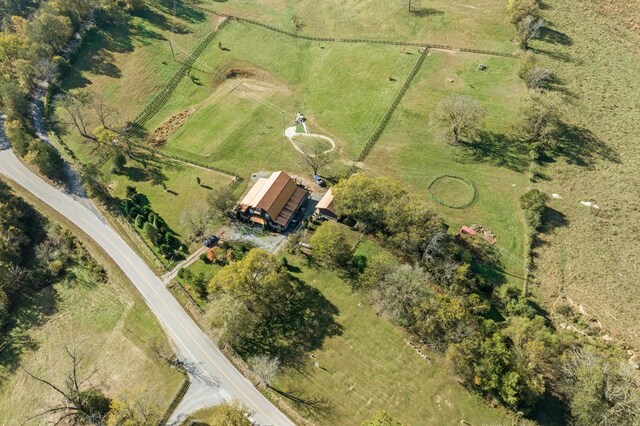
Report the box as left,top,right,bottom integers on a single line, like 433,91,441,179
428,175,476,209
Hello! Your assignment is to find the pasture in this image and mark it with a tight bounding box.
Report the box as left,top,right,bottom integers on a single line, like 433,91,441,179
0,188,183,423
271,254,512,425
527,1,640,348
365,50,528,276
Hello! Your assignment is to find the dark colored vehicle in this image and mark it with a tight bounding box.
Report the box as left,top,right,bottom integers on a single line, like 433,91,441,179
313,175,326,187
204,235,219,248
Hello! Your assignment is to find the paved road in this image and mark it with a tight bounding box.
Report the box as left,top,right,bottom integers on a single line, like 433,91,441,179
0,121,294,426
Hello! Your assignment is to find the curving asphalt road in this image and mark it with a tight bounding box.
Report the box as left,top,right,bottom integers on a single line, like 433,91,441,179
0,117,294,426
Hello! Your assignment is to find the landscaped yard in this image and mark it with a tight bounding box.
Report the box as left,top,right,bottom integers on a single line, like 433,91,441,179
271,254,513,425
365,50,529,279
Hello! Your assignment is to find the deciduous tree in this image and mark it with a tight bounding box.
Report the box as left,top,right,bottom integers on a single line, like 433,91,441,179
434,95,486,145
208,400,252,426
309,221,351,267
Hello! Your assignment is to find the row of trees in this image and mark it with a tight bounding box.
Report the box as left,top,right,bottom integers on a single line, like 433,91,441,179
319,175,640,421
0,0,142,181
0,181,106,332
123,185,185,260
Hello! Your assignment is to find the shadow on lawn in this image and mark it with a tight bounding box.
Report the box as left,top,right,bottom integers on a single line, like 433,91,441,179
457,131,529,172
64,1,206,89
269,386,334,419
0,287,59,383
237,277,343,369
552,123,620,168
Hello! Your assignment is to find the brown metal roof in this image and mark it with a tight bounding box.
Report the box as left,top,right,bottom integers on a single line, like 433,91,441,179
274,186,307,227
239,171,307,225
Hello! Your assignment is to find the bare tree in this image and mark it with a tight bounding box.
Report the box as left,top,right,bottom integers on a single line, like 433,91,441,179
24,348,110,425
91,96,114,130
150,338,182,368
526,67,553,90
180,204,213,242
56,93,98,142
299,144,334,176
206,187,236,219
434,95,486,144
517,15,545,48
249,355,281,389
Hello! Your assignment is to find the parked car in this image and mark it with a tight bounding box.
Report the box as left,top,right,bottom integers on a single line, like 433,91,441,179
204,235,219,248
313,175,326,187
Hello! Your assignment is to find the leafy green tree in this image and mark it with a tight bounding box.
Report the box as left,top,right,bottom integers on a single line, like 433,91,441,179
361,411,403,426
519,90,563,158
309,221,351,267
143,222,159,245
28,11,73,53
25,141,67,182
134,214,145,228
434,95,486,144
81,163,111,204
506,0,540,25
3,119,32,156
208,249,339,361
112,150,127,174
519,189,547,229
208,400,252,426
107,388,163,426
332,174,405,234
358,252,397,290
191,272,207,298
448,332,523,408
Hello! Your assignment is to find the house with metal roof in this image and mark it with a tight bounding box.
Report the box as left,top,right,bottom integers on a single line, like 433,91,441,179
236,171,309,232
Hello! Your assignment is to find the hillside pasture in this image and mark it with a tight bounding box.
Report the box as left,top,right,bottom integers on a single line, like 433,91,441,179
365,50,528,276
144,19,419,176
208,0,517,53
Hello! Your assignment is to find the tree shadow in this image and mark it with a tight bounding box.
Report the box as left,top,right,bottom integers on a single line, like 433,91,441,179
410,7,444,17
552,123,620,168
539,24,573,46
237,277,343,368
540,206,568,233
269,386,334,419
0,287,59,382
457,131,529,172
153,0,207,24
530,46,572,63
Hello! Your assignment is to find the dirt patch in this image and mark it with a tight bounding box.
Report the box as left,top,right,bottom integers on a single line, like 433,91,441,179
149,106,198,146
224,68,256,79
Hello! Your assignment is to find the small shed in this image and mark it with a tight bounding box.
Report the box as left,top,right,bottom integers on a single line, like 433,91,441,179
314,189,337,221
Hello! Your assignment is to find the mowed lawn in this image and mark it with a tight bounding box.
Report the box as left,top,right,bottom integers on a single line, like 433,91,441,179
145,19,418,176
0,251,183,422
365,51,529,277
106,156,234,240
209,0,516,53
272,255,512,426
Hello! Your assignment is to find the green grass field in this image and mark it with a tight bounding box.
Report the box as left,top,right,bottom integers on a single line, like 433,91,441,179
146,19,419,176
107,156,234,240
365,50,528,277
207,0,516,53
0,192,183,424
526,2,640,348
272,254,512,425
